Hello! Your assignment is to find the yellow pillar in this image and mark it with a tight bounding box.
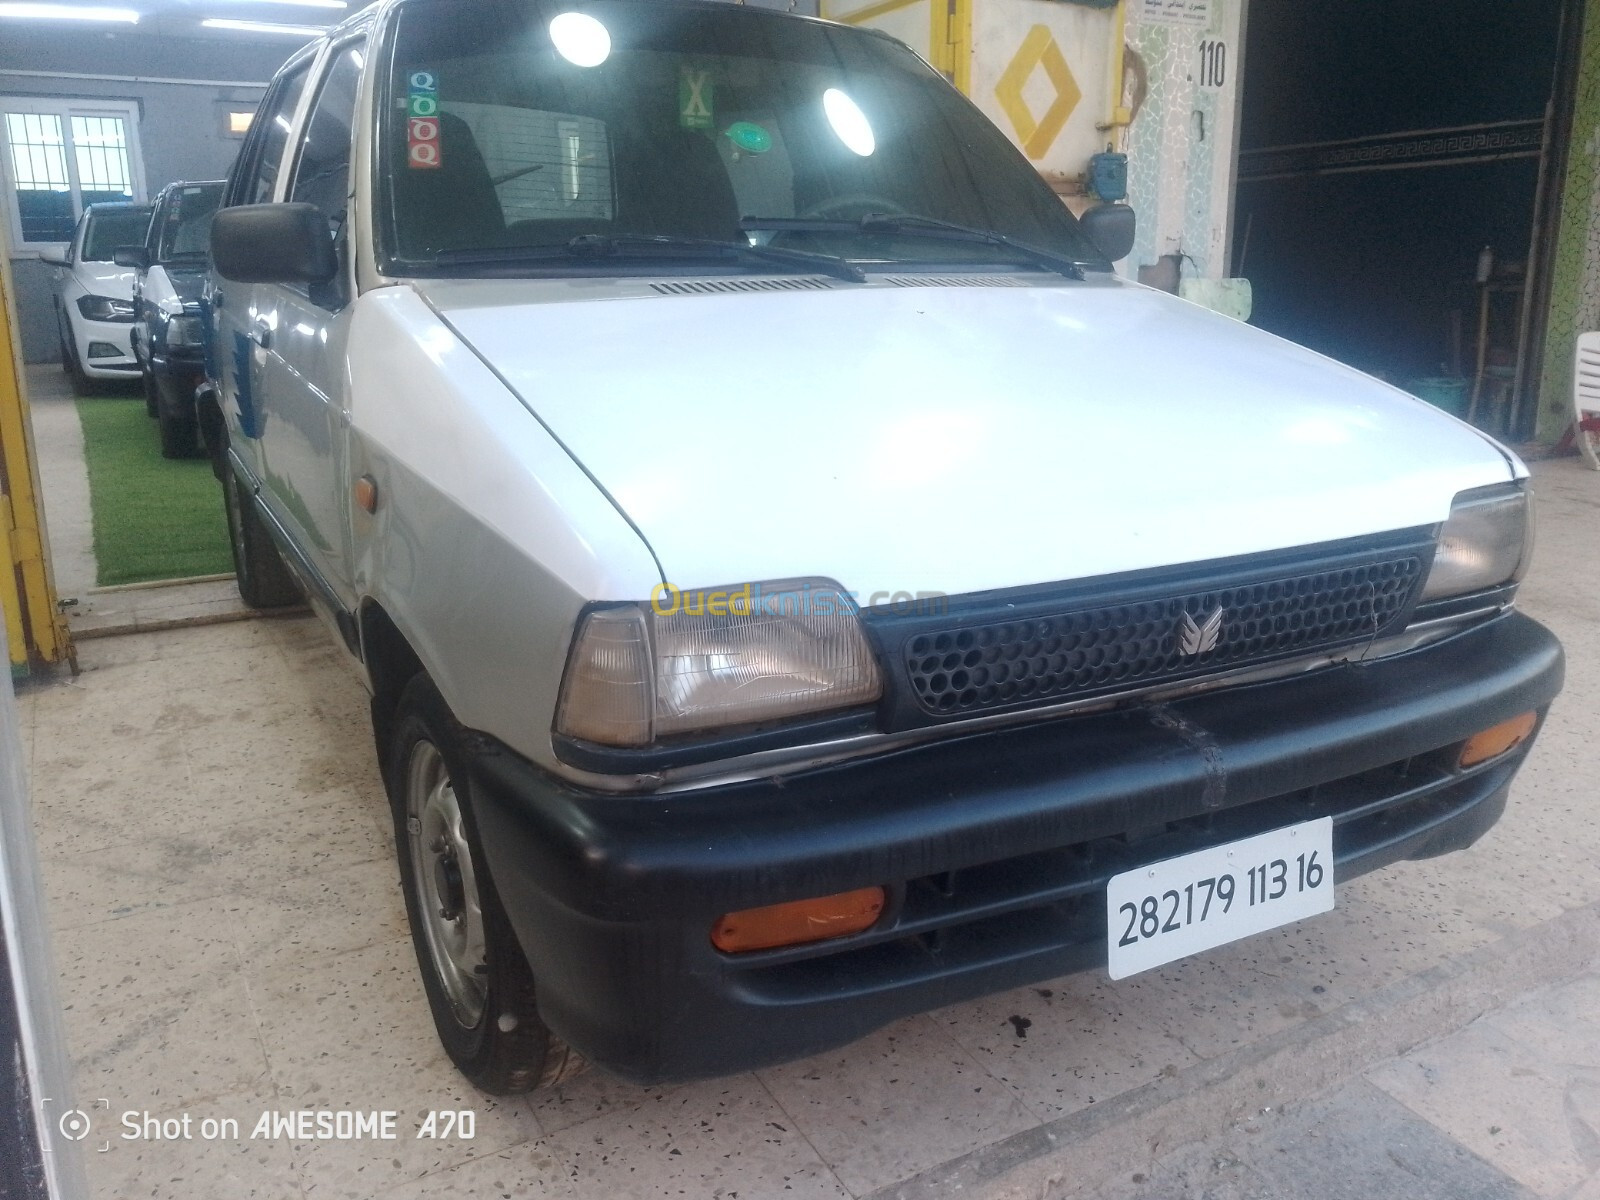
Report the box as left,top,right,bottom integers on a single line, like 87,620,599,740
0,252,71,672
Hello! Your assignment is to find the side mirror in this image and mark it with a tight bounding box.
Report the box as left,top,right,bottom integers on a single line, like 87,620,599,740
113,245,150,271
1079,202,1136,264
37,250,69,268
211,203,337,284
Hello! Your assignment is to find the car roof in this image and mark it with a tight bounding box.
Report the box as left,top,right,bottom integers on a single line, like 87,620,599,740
322,0,838,42
84,201,152,215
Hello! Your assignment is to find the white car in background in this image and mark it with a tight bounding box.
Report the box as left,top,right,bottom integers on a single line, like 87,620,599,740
40,201,153,393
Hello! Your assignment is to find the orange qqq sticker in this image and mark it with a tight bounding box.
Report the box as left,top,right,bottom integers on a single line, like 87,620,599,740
407,70,441,169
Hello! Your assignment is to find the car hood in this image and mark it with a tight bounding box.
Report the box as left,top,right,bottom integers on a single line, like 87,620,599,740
418,275,1517,601
160,263,209,304
74,260,135,297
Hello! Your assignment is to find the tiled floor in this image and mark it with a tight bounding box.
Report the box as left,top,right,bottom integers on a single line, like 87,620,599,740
16,459,1600,1199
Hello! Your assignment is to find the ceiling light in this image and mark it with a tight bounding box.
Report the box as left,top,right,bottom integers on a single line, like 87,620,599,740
236,0,345,7
549,11,609,67
202,16,325,34
823,88,875,156
0,4,139,21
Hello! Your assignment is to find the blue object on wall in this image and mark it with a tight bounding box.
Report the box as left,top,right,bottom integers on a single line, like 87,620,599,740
1088,151,1128,202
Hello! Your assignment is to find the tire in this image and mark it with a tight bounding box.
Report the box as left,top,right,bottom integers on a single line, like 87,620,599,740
387,674,583,1094
221,459,301,608
158,408,201,459
62,333,93,396
143,369,159,418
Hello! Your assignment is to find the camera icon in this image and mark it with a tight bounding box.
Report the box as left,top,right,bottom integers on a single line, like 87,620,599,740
57,1110,92,1141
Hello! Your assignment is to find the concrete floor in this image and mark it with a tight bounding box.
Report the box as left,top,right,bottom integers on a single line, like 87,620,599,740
28,362,100,601
14,458,1600,1200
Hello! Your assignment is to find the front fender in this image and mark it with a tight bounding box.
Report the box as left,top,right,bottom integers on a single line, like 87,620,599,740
344,287,661,769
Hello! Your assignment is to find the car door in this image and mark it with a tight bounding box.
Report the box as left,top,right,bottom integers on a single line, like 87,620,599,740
211,55,315,490
253,36,367,607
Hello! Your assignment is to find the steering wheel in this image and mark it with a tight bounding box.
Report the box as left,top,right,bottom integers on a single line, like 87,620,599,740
797,193,911,222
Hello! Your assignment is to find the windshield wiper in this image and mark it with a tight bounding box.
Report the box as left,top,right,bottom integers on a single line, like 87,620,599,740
433,233,865,283
740,214,1089,280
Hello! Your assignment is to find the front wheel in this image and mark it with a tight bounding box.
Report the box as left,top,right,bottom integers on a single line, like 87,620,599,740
142,369,159,418
61,332,92,396
387,675,582,1094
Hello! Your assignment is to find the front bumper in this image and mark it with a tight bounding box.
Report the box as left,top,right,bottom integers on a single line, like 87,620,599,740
74,317,138,376
468,610,1563,1084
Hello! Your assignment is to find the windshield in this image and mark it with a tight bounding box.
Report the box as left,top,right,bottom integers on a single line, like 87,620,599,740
381,0,1106,273
82,207,151,261
154,183,223,262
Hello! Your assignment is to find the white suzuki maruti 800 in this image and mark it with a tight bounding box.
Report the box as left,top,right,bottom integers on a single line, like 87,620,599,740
205,0,1563,1092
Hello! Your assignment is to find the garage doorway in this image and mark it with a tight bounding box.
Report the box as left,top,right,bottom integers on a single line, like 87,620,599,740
1232,0,1579,441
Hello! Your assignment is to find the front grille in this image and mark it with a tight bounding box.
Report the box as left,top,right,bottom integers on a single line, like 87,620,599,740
902,554,1424,717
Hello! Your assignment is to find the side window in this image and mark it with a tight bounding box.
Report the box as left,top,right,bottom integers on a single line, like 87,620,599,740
238,63,311,207
288,41,364,307
289,42,363,232
144,195,165,252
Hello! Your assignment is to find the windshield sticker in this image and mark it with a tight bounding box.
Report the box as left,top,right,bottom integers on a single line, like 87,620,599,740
678,67,713,130
407,70,441,169
725,121,771,154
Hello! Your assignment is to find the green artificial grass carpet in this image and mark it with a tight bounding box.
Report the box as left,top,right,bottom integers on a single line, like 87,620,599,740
75,397,233,587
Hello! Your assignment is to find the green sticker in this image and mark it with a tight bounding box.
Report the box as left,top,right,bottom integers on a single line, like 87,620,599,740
679,67,713,129
725,121,771,154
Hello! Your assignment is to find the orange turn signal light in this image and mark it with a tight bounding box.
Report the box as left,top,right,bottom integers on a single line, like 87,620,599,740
711,887,886,954
1459,712,1537,768
354,474,379,514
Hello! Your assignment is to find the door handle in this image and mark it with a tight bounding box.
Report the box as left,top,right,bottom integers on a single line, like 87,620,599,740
250,319,272,351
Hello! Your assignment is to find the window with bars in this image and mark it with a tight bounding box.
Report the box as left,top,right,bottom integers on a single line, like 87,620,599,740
0,98,144,247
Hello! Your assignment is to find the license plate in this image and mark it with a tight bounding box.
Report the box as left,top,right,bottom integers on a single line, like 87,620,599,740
1106,817,1334,980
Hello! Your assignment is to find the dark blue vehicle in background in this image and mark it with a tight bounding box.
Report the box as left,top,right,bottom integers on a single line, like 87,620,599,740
117,180,224,458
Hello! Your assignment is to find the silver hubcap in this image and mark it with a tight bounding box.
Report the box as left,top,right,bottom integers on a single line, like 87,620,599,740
406,740,488,1028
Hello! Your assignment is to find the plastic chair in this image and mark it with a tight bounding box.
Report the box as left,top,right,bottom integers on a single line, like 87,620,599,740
1574,332,1600,470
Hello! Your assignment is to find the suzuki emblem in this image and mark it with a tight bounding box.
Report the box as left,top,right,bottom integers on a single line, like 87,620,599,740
1177,607,1224,656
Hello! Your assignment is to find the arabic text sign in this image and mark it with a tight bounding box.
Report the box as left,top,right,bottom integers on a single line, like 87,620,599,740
1137,0,1210,28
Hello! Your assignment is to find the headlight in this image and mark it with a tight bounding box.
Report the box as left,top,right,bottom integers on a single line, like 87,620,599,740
76,294,135,322
556,579,882,747
167,315,207,348
1420,485,1533,602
